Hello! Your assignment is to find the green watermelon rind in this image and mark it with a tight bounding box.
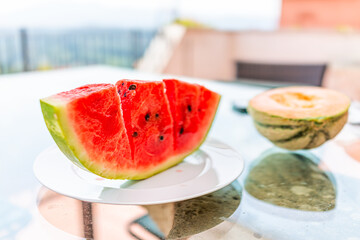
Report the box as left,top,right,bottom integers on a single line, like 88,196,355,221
40,100,83,168
40,99,112,177
40,99,127,179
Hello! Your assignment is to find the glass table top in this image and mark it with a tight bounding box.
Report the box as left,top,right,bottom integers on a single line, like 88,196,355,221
0,66,359,239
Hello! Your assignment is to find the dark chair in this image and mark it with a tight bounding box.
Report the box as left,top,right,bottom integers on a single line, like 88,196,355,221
235,62,327,86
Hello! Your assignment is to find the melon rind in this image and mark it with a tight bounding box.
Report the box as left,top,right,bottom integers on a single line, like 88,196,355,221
40,100,85,170
248,105,349,150
40,99,127,179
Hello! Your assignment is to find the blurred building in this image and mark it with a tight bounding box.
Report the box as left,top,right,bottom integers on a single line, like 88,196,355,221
138,1,360,100
281,0,360,29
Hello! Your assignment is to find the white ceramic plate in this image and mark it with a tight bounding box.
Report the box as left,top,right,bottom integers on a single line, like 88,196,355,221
33,139,244,205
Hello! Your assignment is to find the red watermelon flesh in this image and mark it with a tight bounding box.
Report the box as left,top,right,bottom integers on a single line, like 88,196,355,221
67,85,132,168
198,85,222,139
40,84,135,178
116,80,174,168
163,79,221,156
163,79,201,154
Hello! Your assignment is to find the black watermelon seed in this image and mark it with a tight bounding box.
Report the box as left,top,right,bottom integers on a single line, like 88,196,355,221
145,113,150,121
121,82,124,86
117,89,121,94
123,92,127,97
155,113,159,118
132,132,138,137
187,105,192,112
129,84,136,90
159,135,164,141
180,127,184,134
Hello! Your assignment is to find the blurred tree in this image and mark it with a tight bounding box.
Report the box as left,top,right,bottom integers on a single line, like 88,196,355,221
173,18,210,29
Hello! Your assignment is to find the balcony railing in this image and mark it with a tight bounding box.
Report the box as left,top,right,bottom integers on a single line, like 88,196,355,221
0,28,156,74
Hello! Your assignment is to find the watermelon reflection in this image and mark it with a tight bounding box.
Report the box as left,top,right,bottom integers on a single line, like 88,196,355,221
37,182,242,239
141,182,242,239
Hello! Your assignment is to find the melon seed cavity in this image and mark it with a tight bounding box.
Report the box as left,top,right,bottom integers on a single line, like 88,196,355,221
270,92,317,109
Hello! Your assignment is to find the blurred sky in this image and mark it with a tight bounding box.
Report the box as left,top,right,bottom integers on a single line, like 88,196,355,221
0,0,282,30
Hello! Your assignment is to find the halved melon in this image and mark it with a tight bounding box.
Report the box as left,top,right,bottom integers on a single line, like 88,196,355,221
248,86,351,150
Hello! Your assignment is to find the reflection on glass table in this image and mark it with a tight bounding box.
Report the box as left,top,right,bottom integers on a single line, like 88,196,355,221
245,149,336,212
236,143,360,240
37,182,242,240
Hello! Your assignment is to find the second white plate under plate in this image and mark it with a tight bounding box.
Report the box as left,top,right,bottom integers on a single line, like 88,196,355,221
33,139,244,205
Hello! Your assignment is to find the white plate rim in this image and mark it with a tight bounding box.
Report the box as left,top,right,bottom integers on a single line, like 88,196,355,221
33,138,244,205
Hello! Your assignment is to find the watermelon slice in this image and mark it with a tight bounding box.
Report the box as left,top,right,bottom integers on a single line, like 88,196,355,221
164,79,221,157
115,80,176,170
40,79,220,180
40,84,136,179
